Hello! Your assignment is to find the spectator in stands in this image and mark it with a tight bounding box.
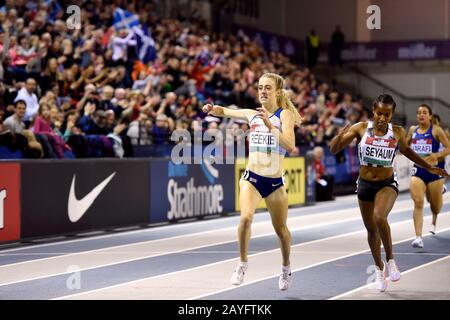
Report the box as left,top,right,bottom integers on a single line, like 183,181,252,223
1,99,43,158
329,25,345,68
306,29,320,69
14,77,39,125
157,91,178,120
78,100,98,134
33,103,52,134
3,99,26,133
33,103,71,158
111,87,129,115
1,1,371,160
0,0,14,14
149,113,170,156
313,146,335,201
328,92,352,133
127,112,152,145
111,28,136,63
40,57,60,94
62,111,81,142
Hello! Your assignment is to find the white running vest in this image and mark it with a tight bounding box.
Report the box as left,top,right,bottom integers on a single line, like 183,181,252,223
248,108,287,155
358,121,398,168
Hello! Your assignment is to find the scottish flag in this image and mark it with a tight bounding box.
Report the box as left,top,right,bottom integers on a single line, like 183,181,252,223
44,0,62,23
113,8,139,29
133,25,157,63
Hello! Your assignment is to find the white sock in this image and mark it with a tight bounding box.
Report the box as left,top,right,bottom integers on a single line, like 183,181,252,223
238,261,248,268
282,265,291,273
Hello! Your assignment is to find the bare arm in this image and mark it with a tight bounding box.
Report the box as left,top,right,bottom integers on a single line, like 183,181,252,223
70,75,85,90
85,68,109,85
156,99,168,115
271,109,295,152
396,126,449,176
329,122,364,154
405,125,416,146
433,125,450,160
202,103,257,122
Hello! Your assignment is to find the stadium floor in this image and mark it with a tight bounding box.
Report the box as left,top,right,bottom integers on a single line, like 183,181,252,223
0,184,449,300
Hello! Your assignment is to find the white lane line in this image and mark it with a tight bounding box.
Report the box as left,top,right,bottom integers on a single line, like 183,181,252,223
0,194,427,253
0,202,353,255
329,253,450,300
0,213,368,287
0,200,356,253
52,216,450,301
0,196,428,268
0,208,363,271
1,200,432,289
2,202,447,292
191,224,450,301
3,251,447,257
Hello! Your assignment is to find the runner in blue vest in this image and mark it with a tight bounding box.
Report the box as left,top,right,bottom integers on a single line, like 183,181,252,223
330,94,448,292
406,105,450,248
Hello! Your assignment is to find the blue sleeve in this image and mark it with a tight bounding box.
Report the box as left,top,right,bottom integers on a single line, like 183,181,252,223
77,115,94,133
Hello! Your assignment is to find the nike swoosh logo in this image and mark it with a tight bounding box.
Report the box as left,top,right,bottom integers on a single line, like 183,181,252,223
272,183,282,187
68,172,116,223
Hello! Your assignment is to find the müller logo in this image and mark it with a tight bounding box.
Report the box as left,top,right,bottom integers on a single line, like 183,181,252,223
366,137,396,148
412,138,432,145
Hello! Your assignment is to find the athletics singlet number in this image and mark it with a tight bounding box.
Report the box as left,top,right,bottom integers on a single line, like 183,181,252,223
0,189,6,229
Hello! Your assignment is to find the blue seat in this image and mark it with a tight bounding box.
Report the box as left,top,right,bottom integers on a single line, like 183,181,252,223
0,146,24,159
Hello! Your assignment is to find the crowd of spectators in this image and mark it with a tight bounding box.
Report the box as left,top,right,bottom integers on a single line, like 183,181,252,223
0,0,369,159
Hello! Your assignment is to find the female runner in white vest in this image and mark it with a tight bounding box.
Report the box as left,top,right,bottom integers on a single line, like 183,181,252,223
202,73,303,291
330,94,448,292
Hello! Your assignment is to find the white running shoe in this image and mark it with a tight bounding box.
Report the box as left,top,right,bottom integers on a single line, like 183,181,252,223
230,262,248,285
411,237,424,248
430,224,436,235
278,266,292,291
387,259,401,282
374,263,388,292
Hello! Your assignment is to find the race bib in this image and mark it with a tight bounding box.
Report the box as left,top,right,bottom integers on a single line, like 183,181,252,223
363,137,397,166
249,132,277,152
411,139,432,156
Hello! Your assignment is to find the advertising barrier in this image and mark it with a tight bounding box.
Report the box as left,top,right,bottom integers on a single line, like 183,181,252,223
20,160,149,238
0,154,323,243
305,151,316,205
0,163,21,243
323,146,360,185
393,154,414,192
149,159,236,223
393,154,449,193
341,40,450,62
234,157,306,211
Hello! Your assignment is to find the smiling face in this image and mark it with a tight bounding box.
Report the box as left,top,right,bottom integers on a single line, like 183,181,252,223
258,76,279,108
416,105,432,126
15,102,26,119
40,104,50,119
25,78,36,94
372,102,394,131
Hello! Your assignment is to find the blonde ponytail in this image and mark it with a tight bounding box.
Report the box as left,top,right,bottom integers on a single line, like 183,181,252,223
279,89,303,126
